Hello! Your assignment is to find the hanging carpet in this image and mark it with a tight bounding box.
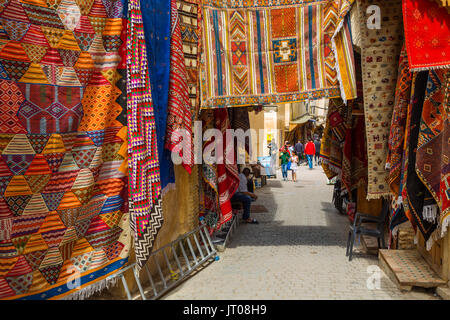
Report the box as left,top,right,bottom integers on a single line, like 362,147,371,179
359,0,404,199
199,0,356,108
165,0,194,174
141,0,175,194
403,0,450,71
403,71,438,246
415,70,450,241
386,46,413,197
0,0,131,299
127,0,164,270
177,0,202,120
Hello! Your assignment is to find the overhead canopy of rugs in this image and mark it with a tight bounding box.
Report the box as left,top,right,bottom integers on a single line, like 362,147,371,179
199,0,357,108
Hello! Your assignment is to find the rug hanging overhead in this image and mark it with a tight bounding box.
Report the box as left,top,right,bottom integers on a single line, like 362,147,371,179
403,0,450,71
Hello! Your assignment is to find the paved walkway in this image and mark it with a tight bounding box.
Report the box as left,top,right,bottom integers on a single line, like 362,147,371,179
163,165,438,300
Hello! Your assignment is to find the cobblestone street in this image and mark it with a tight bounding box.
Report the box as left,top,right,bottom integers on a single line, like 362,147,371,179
163,165,438,300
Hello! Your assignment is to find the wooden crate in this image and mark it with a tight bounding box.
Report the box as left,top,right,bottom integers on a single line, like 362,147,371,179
378,249,447,291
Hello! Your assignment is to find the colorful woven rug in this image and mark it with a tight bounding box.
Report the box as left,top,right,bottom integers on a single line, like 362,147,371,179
332,14,357,103
416,70,450,240
199,0,355,108
386,46,413,197
215,108,239,228
0,0,131,299
320,98,347,178
403,71,438,244
127,0,164,270
199,109,220,232
228,107,251,156
165,0,194,174
177,0,202,120
141,0,175,193
403,0,450,71
439,74,450,237
359,0,403,199
399,72,428,232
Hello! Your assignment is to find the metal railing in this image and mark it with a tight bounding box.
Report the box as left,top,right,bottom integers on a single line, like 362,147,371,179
106,221,217,300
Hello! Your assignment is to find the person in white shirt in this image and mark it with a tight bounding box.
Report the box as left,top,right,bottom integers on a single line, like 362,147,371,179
231,168,258,224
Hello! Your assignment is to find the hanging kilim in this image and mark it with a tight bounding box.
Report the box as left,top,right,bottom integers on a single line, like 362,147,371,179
359,0,403,199
199,0,355,108
439,73,450,237
177,0,202,120
199,109,220,232
332,14,357,103
416,70,450,241
214,108,239,228
386,46,412,197
320,98,347,177
165,0,194,174
404,71,438,247
228,107,251,156
127,0,163,270
0,0,131,299
403,0,450,71
141,0,175,194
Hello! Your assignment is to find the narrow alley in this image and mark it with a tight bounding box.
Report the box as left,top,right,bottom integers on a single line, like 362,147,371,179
163,166,438,300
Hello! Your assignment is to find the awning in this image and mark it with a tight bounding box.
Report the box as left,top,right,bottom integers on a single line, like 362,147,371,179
290,114,312,125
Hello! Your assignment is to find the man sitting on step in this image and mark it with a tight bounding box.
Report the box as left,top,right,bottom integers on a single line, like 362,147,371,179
231,167,259,224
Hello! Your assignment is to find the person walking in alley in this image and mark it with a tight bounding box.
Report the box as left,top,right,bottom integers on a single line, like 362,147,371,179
279,147,290,181
314,138,321,166
290,152,299,182
294,140,304,164
304,138,316,169
231,167,258,224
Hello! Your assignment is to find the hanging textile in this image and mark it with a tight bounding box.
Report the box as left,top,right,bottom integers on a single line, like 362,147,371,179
165,0,194,174
0,0,130,299
402,71,437,245
199,0,355,108
199,109,220,231
228,107,251,156
359,0,403,199
177,0,202,120
386,46,413,197
320,98,348,178
415,70,450,241
439,74,450,237
127,0,163,270
141,0,175,193
332,14,357,103
341,108,367,198
214,109,239,229
403,0,450,71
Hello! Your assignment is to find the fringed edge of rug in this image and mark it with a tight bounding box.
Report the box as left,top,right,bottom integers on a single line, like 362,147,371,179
322,158,342,176
161,182,176,197
441,214,450,239
409,63,450,72
61,276,119,300
366,192,390,200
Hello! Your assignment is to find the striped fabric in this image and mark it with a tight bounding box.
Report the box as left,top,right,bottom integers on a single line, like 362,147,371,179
200,0,355,108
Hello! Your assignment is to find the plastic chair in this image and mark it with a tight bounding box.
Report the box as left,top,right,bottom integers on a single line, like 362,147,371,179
346,200,389,261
